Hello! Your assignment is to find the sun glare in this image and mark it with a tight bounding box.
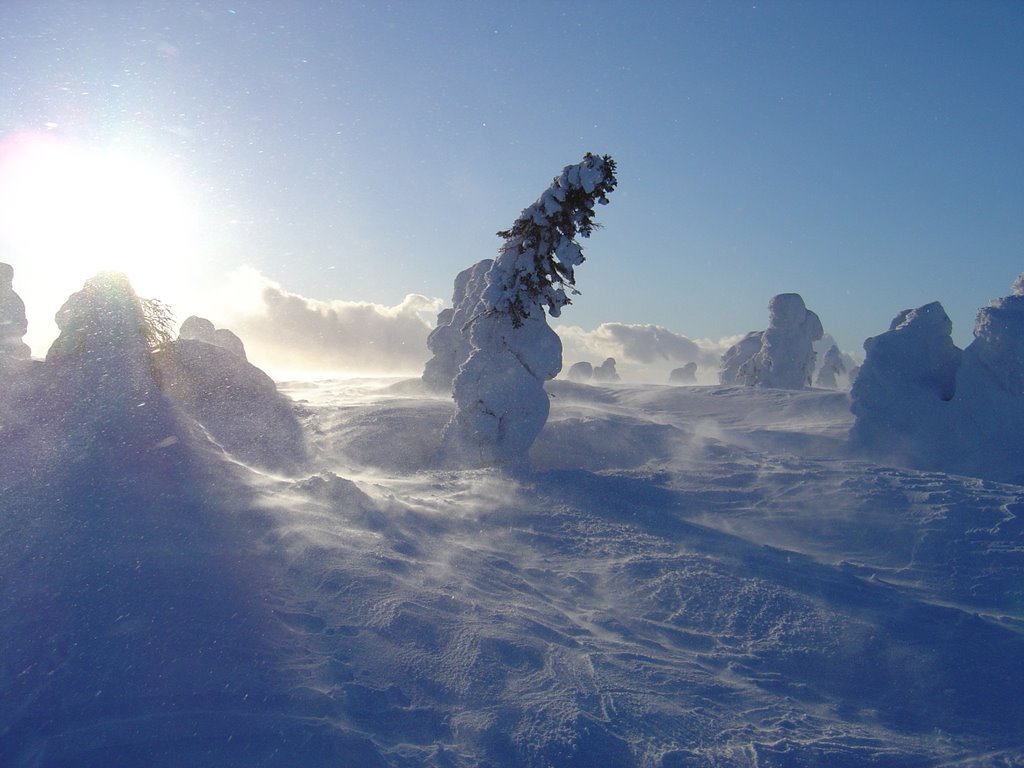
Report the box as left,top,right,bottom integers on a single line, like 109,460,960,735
0,132,209,352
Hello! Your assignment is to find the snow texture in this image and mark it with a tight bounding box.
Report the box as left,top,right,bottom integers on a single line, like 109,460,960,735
4,271,1024,767
738,293,824,389
5,362,1024,767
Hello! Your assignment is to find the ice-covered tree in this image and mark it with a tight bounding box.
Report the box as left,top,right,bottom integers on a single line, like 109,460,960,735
442,153,617,467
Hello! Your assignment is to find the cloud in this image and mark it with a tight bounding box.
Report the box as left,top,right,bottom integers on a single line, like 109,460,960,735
212,268,442,375
557,322,725,370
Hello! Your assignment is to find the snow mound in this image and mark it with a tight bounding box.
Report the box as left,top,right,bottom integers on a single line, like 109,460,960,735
154,338,307,474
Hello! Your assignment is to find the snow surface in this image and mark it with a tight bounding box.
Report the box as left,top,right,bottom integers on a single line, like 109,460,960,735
3,367,1024,766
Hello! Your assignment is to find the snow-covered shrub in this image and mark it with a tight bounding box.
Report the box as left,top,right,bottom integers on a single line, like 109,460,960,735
738,293,823,389
442,153,617,467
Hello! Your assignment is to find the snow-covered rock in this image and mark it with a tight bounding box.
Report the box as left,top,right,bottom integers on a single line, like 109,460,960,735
421,259,492,393
848,301,962,469
0,262,31,361
178,315,247,360
738,293,823,389
719,331,762,384
669,362,698,384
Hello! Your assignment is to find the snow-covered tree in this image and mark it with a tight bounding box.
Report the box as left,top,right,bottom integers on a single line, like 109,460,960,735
0,262,30,362
848,301,962,465
738,293,823,389
422,259,492,393
815,344,847,388
442,153,617,467
719,331,763,385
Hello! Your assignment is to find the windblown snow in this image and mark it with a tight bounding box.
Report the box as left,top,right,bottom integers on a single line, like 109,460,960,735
3,366,1023,766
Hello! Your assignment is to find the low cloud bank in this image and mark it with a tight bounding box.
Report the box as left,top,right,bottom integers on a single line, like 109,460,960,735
214,268,441,376
556,322,727,382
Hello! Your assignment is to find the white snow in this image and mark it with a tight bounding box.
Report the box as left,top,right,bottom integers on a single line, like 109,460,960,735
4,271,1024,766
4,358,1024,765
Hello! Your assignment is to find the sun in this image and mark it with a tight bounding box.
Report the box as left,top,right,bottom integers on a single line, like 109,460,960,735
0,132,210,353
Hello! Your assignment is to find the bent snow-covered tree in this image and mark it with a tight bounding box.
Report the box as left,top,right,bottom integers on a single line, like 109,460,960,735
442,153,617,467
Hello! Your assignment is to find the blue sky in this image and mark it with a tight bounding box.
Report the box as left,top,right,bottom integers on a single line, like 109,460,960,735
1,0,1022,359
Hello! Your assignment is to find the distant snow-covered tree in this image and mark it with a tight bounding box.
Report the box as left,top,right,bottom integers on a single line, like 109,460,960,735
815,344,847,388
738,294,823,389
442,153,617,467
